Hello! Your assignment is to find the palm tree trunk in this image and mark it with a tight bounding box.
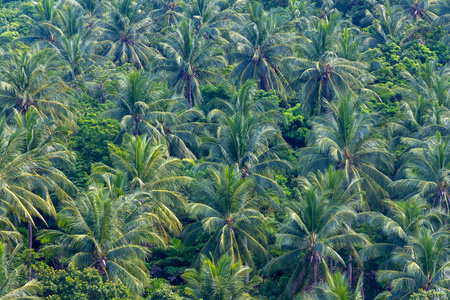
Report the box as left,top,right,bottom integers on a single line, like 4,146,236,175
244,236,249,282
324,79,331,102
264,74,270,92
135,119,139,136
445,217,448,261
28,221,33,249
188,79,193,109
329,257,333,274
348,254,352,287
313,258,318,286
348,221,353,287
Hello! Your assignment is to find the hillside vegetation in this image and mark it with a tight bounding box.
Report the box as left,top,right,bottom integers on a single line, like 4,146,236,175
1,0,450,299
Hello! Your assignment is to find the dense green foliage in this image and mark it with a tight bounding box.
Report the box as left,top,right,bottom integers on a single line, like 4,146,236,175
2,0,450,299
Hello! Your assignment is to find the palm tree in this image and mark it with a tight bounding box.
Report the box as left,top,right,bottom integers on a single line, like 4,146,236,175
402,60,450,108
104,70,169,136
296,12,342,61
264,187,370,299
19,0,63,47
227,3,292,92
47,4,106,84
184,0,232,39
297,166,363,207
0,216,21,246
297,267,364,300
183,164,274,270
284,53,369,115
395,132,450,212
104,70,201,159
182,254,262,300
10,107,76,248
335,27,365,62
395,0,439,23
100,0,157,68
388,92,450,151
154,20,227,108
361,1,411,48
0,117,57,249
74,0,103,17
38,179,166,296
360,197,444,262
94,133,191,204
0,242,41,300
51,32,106,84
376,227,450,299
287,0,316,32
55,3,89,39
198,81,292,195
0,47,74,125
299,96,394,210
147,0,184,29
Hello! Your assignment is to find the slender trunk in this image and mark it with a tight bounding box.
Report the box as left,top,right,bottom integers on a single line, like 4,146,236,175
188,79,193,109
135,118,139,136
329,257,333,274
445,217,448,261
264,74,270,92
348,220,353,287
324,79,331,103
348,254,352,287
28,221,33,249
313,258,318,286
244,236,249,282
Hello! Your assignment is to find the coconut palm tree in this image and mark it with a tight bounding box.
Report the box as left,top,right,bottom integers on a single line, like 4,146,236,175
376,227,450,299
299,96,394,210
147,0,185,30
361,1,412,48
94,133,191,205
395,132,450,212
0,216,21,247
100,0,157,68
154,19,227,108
10,107,76,248
0,117,57,249
19,0,63,47
296,267,364,300
103,70,201,159
38,179,167,296
47,4,106,84
335,27,365,62
74,0,103,17
388,92,450,151
296,12,342,61
264,187,370,299
395,0,440,23
402,60,450,108
284,53,369,115
55,3,88,39
0,242,41,300
182,254,262,300
183,164,274,270
297,166,363,208
0,47,74,126
104,70,171,136
51,32,106,84
227,3,292,92
184,0,232,39
360,197,444,262
198,81,292,195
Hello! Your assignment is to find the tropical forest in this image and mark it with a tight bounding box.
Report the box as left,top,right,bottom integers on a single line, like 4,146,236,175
2,0,450,299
